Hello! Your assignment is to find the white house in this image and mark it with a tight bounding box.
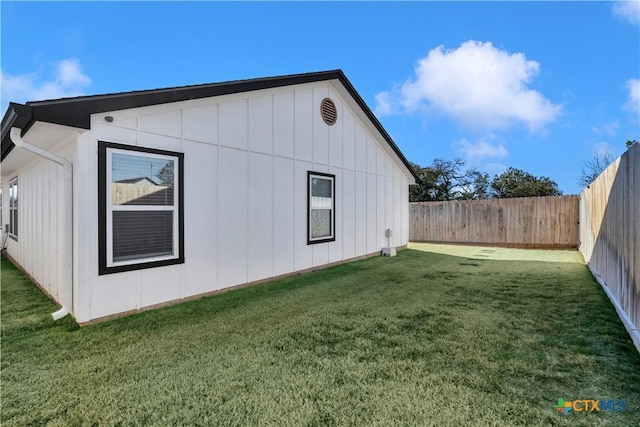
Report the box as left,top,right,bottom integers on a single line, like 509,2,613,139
0,70,418,323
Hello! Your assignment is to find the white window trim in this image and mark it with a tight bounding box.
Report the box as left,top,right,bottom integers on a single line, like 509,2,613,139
9,177,18,240
308,172,335,244
106,147,180,268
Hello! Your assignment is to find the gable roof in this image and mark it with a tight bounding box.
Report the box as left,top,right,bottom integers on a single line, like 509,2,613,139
1,69,419,181
116,177,160,185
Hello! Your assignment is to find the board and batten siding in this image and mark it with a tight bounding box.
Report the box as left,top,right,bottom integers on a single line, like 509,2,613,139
74,81,410,322
579,143,639,350
410,196,579,248
0,148,71,302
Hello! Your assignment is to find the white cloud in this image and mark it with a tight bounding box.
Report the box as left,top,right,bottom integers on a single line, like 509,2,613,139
625,78,640,115
613,1,640,25
1,58,91,107
374,91,393,116
591,120,620,137
592,141,617,158
375,40,562,132
457,137,508,165
484,162,508,176
57,59,92,87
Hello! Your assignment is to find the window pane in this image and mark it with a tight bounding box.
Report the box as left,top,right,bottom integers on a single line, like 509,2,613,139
113,211,173,261
311,196,332,208
10,181,17,208
311,178,332,198
9,179,18,237
311,209,331,238
112,153,174,206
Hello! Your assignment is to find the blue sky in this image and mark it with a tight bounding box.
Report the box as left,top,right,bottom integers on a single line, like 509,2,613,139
2,1,638,194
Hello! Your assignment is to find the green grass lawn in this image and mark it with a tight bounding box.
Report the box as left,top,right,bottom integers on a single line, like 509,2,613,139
2,244,639,426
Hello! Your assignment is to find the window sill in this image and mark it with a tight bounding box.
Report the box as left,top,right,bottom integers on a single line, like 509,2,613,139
307,237,336,245
99,256,184,275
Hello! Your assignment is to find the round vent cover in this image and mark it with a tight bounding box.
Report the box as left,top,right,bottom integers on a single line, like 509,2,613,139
320,98,338,126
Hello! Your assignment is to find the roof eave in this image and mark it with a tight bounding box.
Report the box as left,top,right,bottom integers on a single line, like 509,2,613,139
1,70,420,182
1,103,34,162
333,75,420,183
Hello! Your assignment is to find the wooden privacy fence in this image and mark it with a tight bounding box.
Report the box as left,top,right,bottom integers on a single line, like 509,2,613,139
410,196,579,248
580,143,639,351
112,183,170,205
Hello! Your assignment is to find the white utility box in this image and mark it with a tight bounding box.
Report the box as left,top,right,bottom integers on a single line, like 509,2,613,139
381,247,397,257
381,228,396,256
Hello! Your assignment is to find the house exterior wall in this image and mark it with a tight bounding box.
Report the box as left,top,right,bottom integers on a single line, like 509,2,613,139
1,144,73,302
20,81,411,323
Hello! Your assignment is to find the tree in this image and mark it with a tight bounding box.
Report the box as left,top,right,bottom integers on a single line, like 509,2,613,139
410,158,491,202
468,170,491,200
156,162,174,187
579,151,615,187
490,167,562,198
409,161,437,202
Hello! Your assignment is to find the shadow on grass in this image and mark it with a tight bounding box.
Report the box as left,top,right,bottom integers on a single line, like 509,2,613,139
2,248,640,426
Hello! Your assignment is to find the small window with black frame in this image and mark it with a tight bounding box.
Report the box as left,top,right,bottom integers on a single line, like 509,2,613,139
307,171,335,244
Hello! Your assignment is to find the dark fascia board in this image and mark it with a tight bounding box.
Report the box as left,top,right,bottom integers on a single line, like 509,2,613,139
1,103,33,161
337,74,420,183
2,71,342,160
0,70,420,181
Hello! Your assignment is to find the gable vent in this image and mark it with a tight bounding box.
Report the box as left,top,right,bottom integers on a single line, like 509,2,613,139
320,98,338,126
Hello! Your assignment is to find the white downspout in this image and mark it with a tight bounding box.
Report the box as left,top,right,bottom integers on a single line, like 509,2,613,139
10,127,73,320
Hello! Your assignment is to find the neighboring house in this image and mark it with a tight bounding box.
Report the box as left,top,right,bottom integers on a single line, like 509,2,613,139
0,70,418,323
116,177,160,186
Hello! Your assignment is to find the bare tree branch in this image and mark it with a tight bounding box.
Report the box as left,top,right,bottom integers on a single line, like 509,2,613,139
579,151,615,187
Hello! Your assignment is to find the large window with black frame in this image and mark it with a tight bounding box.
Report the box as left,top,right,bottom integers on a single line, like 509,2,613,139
98,142,184,274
